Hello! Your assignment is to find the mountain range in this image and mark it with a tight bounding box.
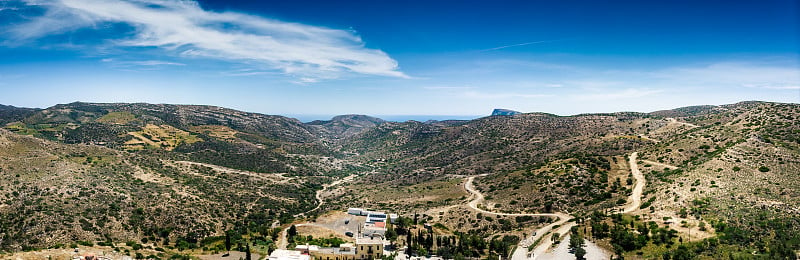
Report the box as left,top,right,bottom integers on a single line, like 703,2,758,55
0,101,797,259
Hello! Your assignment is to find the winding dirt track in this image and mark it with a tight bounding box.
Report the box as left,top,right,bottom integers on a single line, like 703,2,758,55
280,152,650,256
621,152,645,214
280,174,360,249
174,160,293,183
510,152,645,259
295,174,358,218
463,175,572,260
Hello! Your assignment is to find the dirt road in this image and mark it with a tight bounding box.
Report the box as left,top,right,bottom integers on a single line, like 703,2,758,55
510,152,647,259
666,118,699,128
280,174,361,248
462,175,573,260
621,152,645,213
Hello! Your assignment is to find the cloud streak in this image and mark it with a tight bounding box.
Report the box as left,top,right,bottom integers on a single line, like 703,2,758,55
478,39,563,52
5,0,406,80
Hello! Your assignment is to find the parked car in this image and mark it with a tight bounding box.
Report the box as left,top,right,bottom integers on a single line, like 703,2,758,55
345,231,354,237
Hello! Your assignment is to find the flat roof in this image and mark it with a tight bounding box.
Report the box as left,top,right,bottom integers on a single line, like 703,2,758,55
356,237,383,244
296,245,320,251
317,247,356,255
269,250,311,260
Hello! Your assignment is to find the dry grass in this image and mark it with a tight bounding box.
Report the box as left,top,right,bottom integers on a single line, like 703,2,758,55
124,124,202,151
95,111,137,124
329,176,466,215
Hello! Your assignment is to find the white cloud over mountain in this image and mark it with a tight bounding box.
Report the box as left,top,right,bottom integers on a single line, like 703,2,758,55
6,0,407,80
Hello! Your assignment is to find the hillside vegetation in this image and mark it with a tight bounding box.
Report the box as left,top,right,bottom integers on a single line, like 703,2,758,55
0,101,797,259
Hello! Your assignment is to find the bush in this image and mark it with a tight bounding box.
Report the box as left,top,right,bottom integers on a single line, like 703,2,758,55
758,166,770,172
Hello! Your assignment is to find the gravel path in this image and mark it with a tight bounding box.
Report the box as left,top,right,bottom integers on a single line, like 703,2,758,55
621,152,645,214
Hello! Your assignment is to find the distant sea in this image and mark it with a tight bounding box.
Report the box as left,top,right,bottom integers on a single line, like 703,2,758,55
288,114,483,123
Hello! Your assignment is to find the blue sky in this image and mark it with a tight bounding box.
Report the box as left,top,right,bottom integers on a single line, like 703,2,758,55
0,0,798,120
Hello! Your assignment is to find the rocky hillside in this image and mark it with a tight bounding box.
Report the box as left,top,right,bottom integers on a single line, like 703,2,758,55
331,101,799,259
0,128,318,252
340,111,654,179
0,101,797,259
3,102,344,175
0,104,39,125
306,114,385,139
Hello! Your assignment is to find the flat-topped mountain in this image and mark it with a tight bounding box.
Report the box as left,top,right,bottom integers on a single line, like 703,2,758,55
491,108,521,116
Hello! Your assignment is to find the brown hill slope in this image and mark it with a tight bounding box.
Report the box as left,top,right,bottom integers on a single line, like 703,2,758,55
0,128,319,252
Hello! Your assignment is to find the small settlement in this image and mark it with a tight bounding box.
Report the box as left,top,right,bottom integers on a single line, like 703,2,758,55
270,208,398,260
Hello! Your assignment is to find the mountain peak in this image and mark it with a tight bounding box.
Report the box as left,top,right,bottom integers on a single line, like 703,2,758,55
491,108,521,116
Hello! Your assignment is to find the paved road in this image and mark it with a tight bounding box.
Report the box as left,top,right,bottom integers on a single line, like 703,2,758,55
533,235,609,260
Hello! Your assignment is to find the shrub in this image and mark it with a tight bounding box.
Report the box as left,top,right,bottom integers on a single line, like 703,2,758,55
758,166,770,172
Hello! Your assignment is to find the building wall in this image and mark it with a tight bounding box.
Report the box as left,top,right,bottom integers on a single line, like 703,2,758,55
310,251,356,260
309,244,383,260
355,243,383,260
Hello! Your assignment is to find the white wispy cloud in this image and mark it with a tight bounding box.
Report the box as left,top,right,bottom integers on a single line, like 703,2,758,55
6,0,406,80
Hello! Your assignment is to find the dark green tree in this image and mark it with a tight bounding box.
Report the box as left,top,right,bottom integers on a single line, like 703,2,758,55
245,243,252,260
574,247,586,260
225,231,232,252
288,225,297,241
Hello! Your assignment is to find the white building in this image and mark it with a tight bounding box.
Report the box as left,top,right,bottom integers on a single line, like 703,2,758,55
347,208,364,215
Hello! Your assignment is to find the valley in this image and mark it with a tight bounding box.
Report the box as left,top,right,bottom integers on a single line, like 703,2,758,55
0,101,798,260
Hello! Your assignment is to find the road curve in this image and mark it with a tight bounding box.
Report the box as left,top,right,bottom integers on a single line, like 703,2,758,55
280,174,361,249
465,175,568,217
295,174,358,218
462,174,571,260
508,152,647,259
